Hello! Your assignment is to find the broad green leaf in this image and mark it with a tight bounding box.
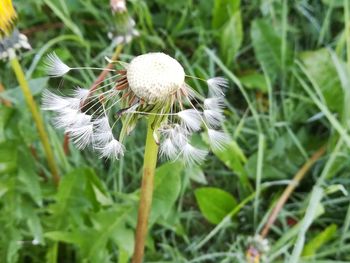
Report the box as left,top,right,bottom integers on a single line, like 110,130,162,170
186,165,207,185
50,168,102,227
112,226,134,256
1,77,49,105
302,224,337,257
212,0,240,29
0,141,18,175
26,209,44,245
220,11,243,65
322,0,343,7
214,140,247,174
300,49,343,114
151,162,182,222
0,107,13,142
251,19,291,81
195,187,237,225
16,147,42,206
239,72,268,93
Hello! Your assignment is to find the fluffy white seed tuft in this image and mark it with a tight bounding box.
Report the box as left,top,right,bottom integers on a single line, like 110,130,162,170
98,139,125,159
93,117,114,146
67,124,94,149
42,90,73,111
72,87,90,101
207,77,228,96
181,143,207,165
204,109,224,127
159,138,178,160
207,129,230,151
178,109,202,132
44,52,71,77
52,108,79,129
204,97,225,110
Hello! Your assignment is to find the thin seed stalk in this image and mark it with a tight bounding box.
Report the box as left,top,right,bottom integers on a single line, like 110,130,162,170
10,56,59,185
132,116,159,263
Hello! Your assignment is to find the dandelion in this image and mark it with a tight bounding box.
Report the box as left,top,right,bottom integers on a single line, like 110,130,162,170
43,52,230,162
42,51,231,263
108,0,139,45
0,0,31,60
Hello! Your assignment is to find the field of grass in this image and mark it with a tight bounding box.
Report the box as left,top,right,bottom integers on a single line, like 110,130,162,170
1,0,350,262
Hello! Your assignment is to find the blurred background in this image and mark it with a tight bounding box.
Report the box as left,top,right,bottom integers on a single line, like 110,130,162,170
0,0,350,262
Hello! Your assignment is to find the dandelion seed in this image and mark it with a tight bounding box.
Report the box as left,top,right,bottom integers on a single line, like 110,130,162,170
159,138,178,160
67,124,94,149
44,52,71,77
207,77,228,96
204,97,225,110
42,89,74,111
72,87,90,101
204,109,224,127
207,129,230,151
93,117,114,146
178,109,202,132
181,143,207,164
98,139,125,159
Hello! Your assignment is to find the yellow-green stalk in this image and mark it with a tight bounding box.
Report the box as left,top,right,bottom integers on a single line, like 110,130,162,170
10,56,59,185
132,116,159,263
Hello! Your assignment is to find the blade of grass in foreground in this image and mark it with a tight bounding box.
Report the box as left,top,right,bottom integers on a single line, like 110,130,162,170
294,65,350,148
288,186,324,263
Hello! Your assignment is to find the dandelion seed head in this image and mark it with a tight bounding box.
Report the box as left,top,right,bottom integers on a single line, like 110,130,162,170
127,52,185,103
43,51,230,164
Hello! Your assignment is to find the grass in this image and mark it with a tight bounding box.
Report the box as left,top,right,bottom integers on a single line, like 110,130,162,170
0,0,350,262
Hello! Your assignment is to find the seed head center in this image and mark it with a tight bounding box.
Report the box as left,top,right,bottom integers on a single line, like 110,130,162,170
127,52,185,103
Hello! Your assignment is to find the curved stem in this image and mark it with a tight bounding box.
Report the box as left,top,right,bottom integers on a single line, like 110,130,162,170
10,56,60,185
260,145,326,238
132,116,159,263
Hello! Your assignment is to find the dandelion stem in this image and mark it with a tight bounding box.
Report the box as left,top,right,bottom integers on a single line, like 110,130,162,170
10,56,60,185
132,116,159,263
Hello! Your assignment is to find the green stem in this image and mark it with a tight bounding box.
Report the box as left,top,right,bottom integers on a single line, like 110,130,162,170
132,116,159,263
10,56,59,185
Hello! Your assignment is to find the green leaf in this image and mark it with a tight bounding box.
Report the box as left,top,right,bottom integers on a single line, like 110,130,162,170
212,0,240,29
239,72,268,93
195,187,237,225
1,77,49,105
251,19,290,81
219,10,243,65
0,141,18,175
186,165,207,185
0,106,14,142
302,224,337,257
50,168,102,227
151,162,182,222
214,140,247,176
300,49,344,114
